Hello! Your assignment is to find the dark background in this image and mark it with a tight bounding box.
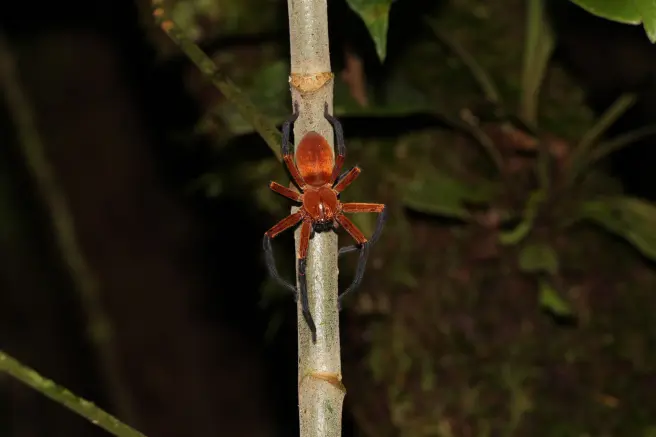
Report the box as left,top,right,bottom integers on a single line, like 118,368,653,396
1,0,656,436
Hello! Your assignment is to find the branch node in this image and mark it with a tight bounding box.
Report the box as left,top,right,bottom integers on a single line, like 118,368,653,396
290,72,334,94
300,371,347,393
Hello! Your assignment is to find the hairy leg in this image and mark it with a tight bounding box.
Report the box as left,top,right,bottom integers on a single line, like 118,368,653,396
339,205,387,255
282,102,307,189
335,206,388,308
324,103,346,183
262,211,303,294
333,167,361,193
297,220,317,342
269,181,302,202
334,213,371,309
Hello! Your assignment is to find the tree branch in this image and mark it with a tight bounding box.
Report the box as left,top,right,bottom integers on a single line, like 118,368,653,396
151,0,282,159
287,0,345,436
0,351,146,437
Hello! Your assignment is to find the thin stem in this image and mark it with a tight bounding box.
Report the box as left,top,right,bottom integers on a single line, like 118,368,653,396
520,0,554,125
426,18,502,106
288,0,344,436
519,0,554,192
587,124,656,165
458,108,506,174
424,21,506,174
0,35,137,425
151,0,282,160
567,93,637,184
0,351,147,437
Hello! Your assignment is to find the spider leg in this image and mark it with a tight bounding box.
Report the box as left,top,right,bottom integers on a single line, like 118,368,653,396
335,213,373,309
333,166,361,193
339,204,388,256
262,211,304,295
334,167,354,187
282,102,307,189
324,103,346,183
269,181,302,202
297,219,317,343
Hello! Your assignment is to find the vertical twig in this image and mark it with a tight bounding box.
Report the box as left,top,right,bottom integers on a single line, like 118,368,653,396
519,0,554,191
0,35,137,426
519,0,553,126
425,18,502,106
424,20,505,174
287,1,345,437
0,351,147,437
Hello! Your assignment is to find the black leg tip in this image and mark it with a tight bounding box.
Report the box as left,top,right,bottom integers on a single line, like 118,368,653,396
303,310,317,343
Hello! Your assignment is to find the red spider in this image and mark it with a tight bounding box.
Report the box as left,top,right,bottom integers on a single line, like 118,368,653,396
263,103,387,343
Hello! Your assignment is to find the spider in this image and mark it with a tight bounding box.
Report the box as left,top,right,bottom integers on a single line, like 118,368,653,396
263,102,387,343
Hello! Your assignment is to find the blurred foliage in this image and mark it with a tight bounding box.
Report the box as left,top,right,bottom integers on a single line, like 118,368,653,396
145,0,656,434
567,0,656,43
403,169,502,221
345,0,394,61
577,197,656,260
518,242,558,275
143,0,281,54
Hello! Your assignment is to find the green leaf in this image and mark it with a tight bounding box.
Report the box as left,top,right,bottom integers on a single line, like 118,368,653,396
346,0,393,61
568,0,656,43
518,242,559,275
538,278,572,317
402,171,500,220
578,196,656,261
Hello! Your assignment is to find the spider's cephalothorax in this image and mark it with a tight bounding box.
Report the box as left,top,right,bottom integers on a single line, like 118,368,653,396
263,103,387,343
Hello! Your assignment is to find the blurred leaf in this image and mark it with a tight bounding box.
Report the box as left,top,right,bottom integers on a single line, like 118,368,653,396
519,0,554,125
383,73,433,111
538,278,572,317
643,426,656,437
167,0,277,42
578,196,656,261
568,0,656,42
218,61,289,135
187,173,223,197
170,0,205,40
403,171,499,220
518,242,559,275
346,0,393,61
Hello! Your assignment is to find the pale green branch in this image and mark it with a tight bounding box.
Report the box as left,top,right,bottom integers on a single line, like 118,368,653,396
0,351,146,437
288,1,344,437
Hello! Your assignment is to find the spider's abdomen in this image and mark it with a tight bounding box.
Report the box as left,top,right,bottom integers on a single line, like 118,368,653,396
303,186,339,224
296,131,334,186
